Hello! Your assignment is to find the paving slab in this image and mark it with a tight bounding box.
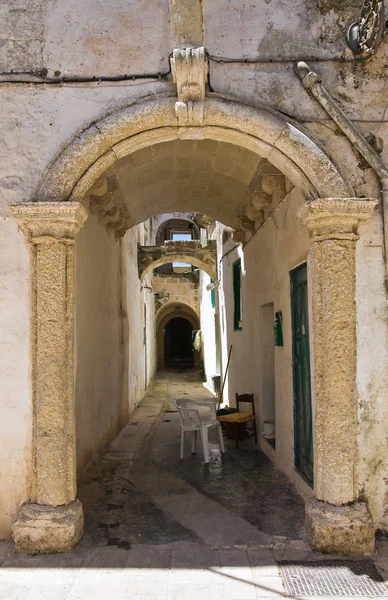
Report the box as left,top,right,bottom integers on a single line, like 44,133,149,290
127,467,272,548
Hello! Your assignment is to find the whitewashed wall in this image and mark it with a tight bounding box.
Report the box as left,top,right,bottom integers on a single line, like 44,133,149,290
75,199,156,477
200,270,218,390
217,188,388,522
0,208,32,538
125,222,157,412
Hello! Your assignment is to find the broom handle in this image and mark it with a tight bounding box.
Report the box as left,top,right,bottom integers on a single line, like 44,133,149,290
217,344,233,411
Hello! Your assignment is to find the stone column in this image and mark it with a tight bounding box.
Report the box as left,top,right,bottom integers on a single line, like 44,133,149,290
299,197,377,555
10,202,87,554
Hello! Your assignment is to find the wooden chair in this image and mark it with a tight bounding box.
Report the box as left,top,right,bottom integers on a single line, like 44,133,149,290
217,393,257,448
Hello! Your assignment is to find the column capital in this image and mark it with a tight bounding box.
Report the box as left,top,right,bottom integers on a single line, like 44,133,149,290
10,202,87,242
298,197,377,242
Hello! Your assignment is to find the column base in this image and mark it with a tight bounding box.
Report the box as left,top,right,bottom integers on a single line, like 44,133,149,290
12,499,83,554
306,498,375,555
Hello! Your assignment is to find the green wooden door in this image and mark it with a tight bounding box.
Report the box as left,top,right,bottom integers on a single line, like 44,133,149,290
291,263,313,484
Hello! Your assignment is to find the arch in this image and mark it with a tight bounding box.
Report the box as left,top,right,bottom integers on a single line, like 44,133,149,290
156,301,199,329
153,213,198,231
34,95,353,208
155,217,200,246
156,302,200,369
141,254,217,281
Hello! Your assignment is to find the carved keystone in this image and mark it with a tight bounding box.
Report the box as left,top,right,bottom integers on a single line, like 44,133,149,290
171,47,208,125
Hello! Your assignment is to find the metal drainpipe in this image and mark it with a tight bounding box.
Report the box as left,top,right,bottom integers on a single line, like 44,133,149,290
294,61,388,271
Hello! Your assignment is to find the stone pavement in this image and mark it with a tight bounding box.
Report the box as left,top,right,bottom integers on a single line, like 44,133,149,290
1,370,388,599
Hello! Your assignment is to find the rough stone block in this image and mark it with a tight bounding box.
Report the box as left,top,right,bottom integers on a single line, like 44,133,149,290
12,500,84,554
306,498,375,555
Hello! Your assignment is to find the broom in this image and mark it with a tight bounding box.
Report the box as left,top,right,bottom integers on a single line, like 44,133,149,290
217,344,233,411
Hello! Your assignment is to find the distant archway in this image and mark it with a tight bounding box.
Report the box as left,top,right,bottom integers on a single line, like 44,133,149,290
140,252,217,281
164,317,194,369
156,303,200,369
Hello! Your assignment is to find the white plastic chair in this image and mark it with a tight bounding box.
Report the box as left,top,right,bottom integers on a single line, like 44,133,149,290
174,398,225,463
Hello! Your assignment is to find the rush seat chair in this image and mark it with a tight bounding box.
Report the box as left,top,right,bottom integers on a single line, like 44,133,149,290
217,393,257,448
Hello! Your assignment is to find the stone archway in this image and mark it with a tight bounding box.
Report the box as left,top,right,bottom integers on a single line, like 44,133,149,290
139,241,217,281
33,95,353,211
156,303,200,370
10,92,377,555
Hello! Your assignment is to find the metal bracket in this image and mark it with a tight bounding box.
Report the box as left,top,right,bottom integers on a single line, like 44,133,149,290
346,0,388,57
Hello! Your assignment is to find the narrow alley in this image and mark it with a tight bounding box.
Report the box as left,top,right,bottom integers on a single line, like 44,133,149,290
79,371,305,549
0,372,387,599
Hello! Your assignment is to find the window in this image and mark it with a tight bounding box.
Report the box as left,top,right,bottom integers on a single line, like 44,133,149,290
233,260,242,330
172,232,191,268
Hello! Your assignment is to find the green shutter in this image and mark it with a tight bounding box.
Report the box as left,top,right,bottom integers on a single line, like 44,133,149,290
233,260,242,330
210,279,215,308
291,263,313,485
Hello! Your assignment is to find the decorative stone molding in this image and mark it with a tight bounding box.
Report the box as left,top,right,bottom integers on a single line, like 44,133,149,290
154,290,170,312
10,202,87,242
10,202,86,553
171,47,208,125
89,176,132,239
139,240,217,280
299,197,377,554
195,213,214,228
244,160,288,225
299,197,378,242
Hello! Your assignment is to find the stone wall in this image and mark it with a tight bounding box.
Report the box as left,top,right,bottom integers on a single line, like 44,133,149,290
154,272,200,317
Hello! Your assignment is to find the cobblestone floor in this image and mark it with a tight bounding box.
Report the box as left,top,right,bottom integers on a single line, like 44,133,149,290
1,370,387,599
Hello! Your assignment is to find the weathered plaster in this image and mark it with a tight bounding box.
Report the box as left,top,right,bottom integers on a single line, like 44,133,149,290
124,223,157,410
43,0,170,78
0,214,32,538
356,212,388,530
75,196,128,476
203,0,360,59
170,0,203,48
